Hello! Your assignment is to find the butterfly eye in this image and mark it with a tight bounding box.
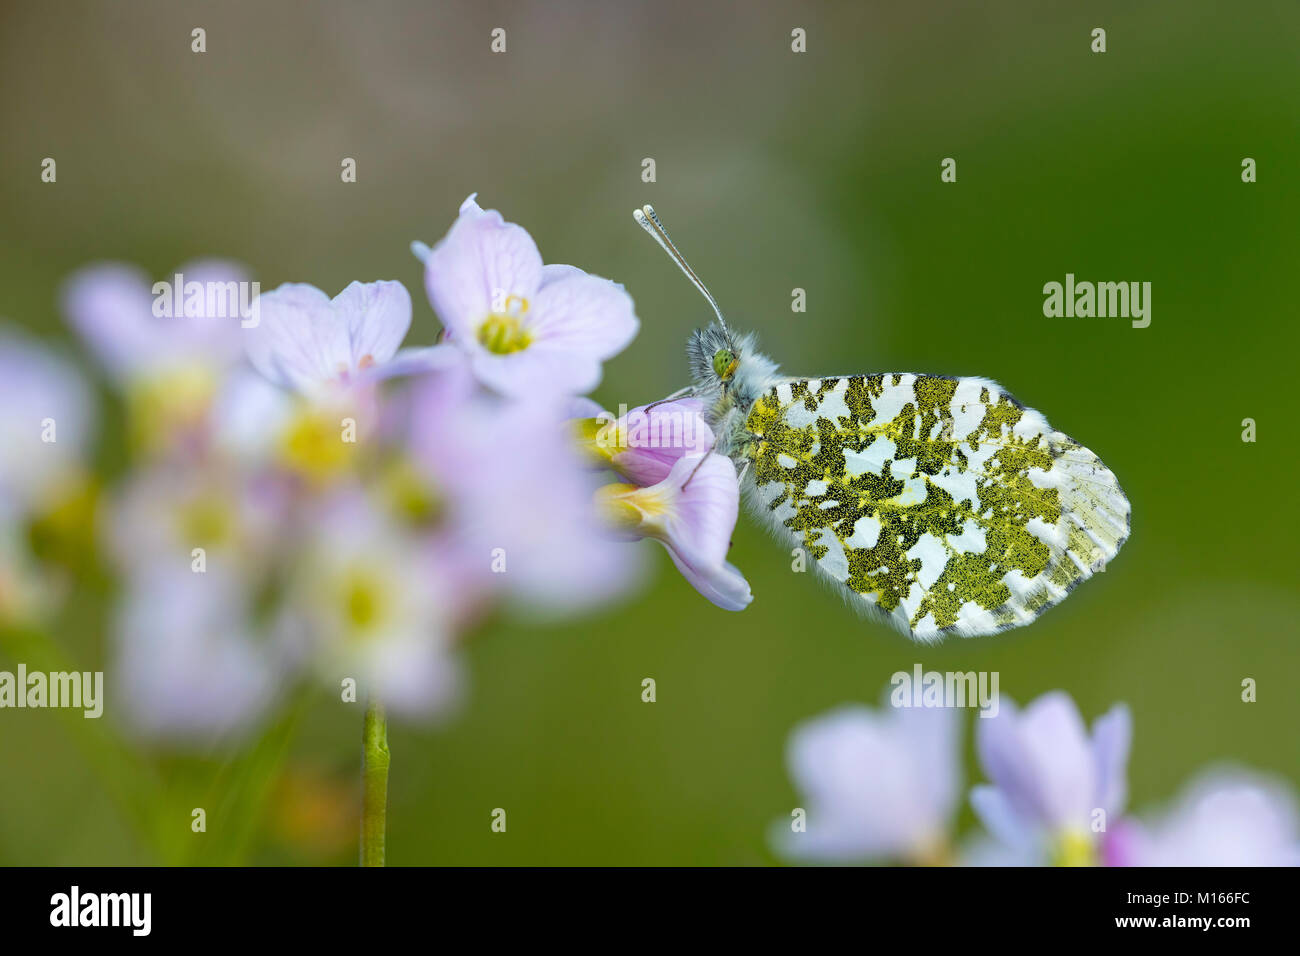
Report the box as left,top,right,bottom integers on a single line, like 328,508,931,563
712,348,737,381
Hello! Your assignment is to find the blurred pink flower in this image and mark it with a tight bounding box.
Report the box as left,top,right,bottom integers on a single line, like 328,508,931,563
62,260,262,459
61,259,250,384
0,325,93,521
773,703,962,863
970,692,1131,865
104,457,286,583
407,361,643,615
421,194,638,397
273,490,460,717
1113,769,1300,866
595,453,751,611
113,564,276,741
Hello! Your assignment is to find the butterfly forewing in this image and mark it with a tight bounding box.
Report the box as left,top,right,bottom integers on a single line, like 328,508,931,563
742,373,1130,641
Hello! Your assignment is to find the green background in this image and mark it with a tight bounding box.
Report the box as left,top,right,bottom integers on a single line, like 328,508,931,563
1,1,1297,864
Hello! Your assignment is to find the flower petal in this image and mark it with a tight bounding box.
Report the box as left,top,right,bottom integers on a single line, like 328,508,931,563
244,283,343,393
970,785,1037,852
664,549,752,611
0,327,93,518
776,705,960,862
1091,703,1132,817
331,279,412,367
1127,768,1300,866
566,396,608,420
528,274,639,359
656,454,739,571
611,398,714,485
469,344,604,398
356,343,466,385
60,263,157,379
540,263,588,287
1015,692,1096,830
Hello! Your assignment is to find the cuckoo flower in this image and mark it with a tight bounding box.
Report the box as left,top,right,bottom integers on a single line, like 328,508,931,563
1112,769,1300,867
62,260,250,455
408,364,642,615
113,564,275,740
105,457,285,586
241,280,450,483
574,397,714,486
0,327,93,522
244,280,421,398
420,195,638,397
274,491,460,717
62,259,251,384
596,453,751,611
772,703,961,864
970,692,1131,866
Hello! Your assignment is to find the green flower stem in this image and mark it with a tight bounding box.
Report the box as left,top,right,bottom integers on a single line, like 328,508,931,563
360,698,390,866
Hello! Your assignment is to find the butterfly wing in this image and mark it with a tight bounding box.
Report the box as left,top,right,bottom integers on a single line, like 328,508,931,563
742,374,1130,641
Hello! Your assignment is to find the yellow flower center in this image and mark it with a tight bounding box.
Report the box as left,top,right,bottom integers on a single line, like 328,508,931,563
905,835,954,866
380,458,442,526
477,295,533,354
1051,829,1098,867
179,496,232,548
594,482,675,537
594,483,643,532
342,568,389,638
572,417,621,468
279,403,357,483
127,364,217,454
25,471,99,571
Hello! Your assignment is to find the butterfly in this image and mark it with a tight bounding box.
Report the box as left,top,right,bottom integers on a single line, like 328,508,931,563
632,205,1130,642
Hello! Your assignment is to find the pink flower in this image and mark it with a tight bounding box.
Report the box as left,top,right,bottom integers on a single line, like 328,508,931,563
113,564,276,741
970,692,1131,865
773,703,962,863
1114,769,1300,866
596,453,751,611
574,398,714,486
274,490,461,719
61,259,251,384
421,195,638,397
0,326,93,521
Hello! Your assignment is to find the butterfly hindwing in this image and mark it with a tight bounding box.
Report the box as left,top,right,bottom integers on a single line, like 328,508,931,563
741,373,1130,641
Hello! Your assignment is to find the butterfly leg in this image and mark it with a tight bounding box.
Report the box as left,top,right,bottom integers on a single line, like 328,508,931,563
680,407,740,491
643,385,695,413
680,450,713,491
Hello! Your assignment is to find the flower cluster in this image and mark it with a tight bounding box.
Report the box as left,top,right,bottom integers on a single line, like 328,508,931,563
774,689,1300,866
0,194,748,741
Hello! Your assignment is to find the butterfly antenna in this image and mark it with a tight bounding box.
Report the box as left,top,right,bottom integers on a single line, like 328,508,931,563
633,204,729,333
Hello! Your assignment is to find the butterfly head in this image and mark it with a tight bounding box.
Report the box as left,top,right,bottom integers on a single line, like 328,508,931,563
687,323,739,389
686,324,778,411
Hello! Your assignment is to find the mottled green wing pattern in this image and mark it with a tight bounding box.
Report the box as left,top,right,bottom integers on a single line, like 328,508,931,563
742,374,1130,641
